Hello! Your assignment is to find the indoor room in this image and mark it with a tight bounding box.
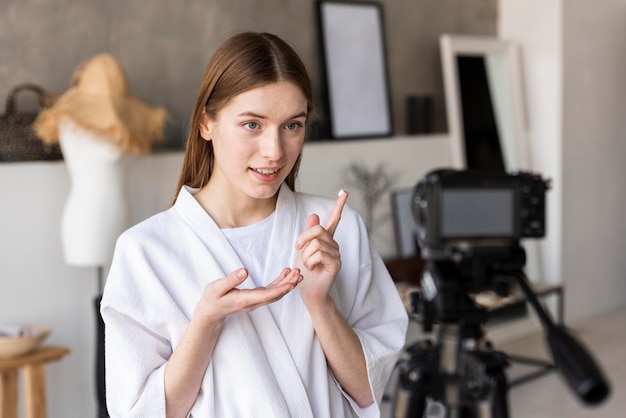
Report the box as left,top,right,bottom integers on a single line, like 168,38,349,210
1,0,625,417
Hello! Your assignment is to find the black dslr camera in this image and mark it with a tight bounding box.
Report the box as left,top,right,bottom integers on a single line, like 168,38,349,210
412,168,549,260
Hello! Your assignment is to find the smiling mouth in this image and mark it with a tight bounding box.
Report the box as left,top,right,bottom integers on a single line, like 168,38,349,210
251,168,280,175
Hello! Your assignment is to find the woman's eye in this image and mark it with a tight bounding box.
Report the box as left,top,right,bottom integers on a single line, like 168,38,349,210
244,121,259,130
286,122,302,131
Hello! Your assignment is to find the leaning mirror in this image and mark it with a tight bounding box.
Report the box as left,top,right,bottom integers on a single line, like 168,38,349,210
440,34,530,172
440,34,542,281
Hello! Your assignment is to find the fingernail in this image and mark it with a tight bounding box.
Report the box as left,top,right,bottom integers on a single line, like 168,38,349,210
237,269,246,279
338,189,345,197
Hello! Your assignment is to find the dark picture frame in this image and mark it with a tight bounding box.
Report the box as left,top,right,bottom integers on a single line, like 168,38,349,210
316,0,393,140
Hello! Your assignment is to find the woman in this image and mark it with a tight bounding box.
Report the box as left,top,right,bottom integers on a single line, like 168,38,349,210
101,32,408,418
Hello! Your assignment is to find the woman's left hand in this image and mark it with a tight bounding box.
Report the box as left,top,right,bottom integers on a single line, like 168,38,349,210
294,191,348,308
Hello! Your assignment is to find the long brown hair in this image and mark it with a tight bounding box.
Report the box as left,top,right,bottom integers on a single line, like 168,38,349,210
173,32,313,203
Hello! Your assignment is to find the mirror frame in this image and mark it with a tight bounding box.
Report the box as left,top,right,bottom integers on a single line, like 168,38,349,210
440,34,530,171
440,34,543,282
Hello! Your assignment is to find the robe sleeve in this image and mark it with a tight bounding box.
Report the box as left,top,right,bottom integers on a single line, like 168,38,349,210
101,221,193,418
333,207,409,416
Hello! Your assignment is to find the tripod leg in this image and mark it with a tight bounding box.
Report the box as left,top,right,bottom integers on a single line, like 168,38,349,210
470,350,510,418
392,341,437,418
490,368,509,418
393,383,428,418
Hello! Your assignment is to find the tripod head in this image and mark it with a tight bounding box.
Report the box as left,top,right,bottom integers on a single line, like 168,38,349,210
417,243,526,332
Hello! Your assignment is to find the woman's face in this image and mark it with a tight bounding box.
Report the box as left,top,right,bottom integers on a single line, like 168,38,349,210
200,81,307,202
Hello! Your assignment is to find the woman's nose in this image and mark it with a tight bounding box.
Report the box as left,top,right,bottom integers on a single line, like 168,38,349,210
259,129,284,160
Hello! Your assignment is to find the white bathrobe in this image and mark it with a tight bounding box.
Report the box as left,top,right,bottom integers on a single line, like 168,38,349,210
101,185,408,418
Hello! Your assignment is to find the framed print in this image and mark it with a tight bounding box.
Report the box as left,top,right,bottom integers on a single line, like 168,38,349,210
316,1,393,139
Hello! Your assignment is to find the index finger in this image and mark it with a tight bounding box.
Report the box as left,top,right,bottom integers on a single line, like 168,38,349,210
324,189,349,236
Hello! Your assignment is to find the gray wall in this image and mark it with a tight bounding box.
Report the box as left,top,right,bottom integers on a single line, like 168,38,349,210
501,0,626,322
1,0,497,146
561,0,626,320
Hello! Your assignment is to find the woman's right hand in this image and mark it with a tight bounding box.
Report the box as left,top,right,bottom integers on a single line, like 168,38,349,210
195,267,303,321
167,267,301,417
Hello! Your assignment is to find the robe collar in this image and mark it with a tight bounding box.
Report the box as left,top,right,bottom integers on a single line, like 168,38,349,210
172,183,303,288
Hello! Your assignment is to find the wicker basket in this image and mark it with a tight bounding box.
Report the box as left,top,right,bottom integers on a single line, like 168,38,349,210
0,84,63,162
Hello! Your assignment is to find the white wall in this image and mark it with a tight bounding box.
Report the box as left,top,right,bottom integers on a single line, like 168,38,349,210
0,135,449,417
298,135,452,257
0,153,182,418
500,0,626,321
561,0,626,319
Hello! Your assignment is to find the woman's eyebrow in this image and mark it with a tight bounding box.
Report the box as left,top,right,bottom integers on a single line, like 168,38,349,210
236,111,308,119
290,111,308,119
237,111,267,119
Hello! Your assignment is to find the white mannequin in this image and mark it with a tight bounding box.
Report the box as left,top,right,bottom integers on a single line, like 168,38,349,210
58,118,130,267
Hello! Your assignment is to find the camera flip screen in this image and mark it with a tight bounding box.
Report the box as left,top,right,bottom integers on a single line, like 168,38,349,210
441,188,515,238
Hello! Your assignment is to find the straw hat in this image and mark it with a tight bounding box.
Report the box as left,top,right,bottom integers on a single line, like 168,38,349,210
35,53,168,155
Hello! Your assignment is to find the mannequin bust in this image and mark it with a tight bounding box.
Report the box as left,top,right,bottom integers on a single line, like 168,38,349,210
58,118,130,267
32,53,167,267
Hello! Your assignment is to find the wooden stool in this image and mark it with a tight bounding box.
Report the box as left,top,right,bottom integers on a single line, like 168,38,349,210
0,346,70,418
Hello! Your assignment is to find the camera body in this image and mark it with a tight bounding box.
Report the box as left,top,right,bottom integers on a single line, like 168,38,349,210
412,169,549,257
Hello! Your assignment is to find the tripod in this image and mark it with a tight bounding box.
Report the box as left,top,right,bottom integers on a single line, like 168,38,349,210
392,247,610,418
393,257,512,418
